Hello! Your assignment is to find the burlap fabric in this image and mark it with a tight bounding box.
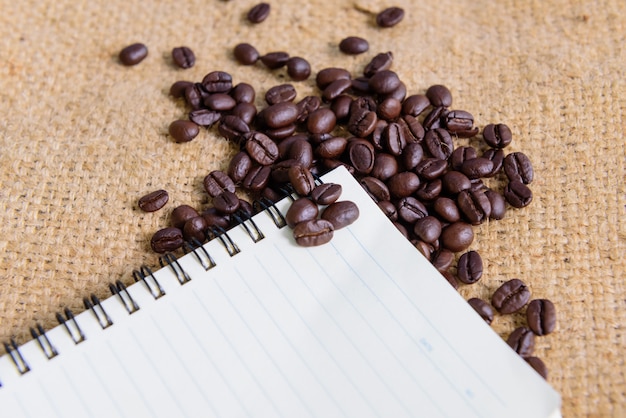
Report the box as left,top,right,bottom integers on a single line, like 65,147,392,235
1,0,624,415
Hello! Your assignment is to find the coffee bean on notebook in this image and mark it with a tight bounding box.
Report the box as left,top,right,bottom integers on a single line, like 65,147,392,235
288,164,316,196
526,299,557,336
150,227,184,253
321,200,360,230
467,298,494,324
457,251,483,284
507,327,535,357
168,120,199,143
138,190,169,212
247,3,271,23
172,46,195,69
376,7,405,27
339,36,369,55
293,219,334,247
310,183,342,205
492,279,531,314
213,191,241,214
119,43,148,65
233,43,260,65
285,197,319,228
286,57,312,81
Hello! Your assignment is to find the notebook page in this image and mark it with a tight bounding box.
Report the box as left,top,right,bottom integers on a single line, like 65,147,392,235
0,166,561,417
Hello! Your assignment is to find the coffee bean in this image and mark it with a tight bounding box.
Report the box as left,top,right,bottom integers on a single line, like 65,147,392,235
414,179,442,201
525,357,548,379
461,157,495,179
485,189,506,220
440,222,474,252
401,142,425,171
482,148,504,177
189,109,221,127
526,299,557,336
322,200,360,229
218,115,250,143
245,132,279,166
231,103,257,125
422,105,445,130
151,227,184,253
381,122,406,156
119,43,148,66
242,165,271,191
368,70,401,94
507,327,535,357
363,51,394,77
441,271,460,289
205,93,237,111
433,197,461,223
233,43,260,65
170,80,193,98
265,84,297,105
348,109,377,138
213,191,240,214
316,136,348,159
228,152,252,184
350,96,377,113
426,84,452,107
260,51,290,69
316,68,351,89
483,123,512,148
441,171,471,195
183,83,205,109
432,249,454,272
286,138,314,168
202,207,231,230
285,197,319,228
371,153,399,181
322,79,352,102
400,114,425,142
387,171,420,198
347,138,376,174
169,120,199,143
382,81,407,102
396,196,428,223
339,36,369,55
457,189,491,225
288,164,316,196
457,251,483,284
138,190,169,212
266,124,297,141
182,216,208,242
377,200,397,221
360,176,390,202
293,219,334,247
295,96,321,123
351,76,372,94
311,183,342,205
263,102,299,128
286,57,311,81
203,171,236,198
504,152,534,184
402,94,430,117
504,180,533,208
413,216,442,243
202,71,233,93
444,110,474,133
450,146,478,171
467,298,494,324
492,278,531,314
376,7,405,27
170,205,199,229
307,108,337,134
330,95,353,121
415,158,447,181
247,2,270,23
172,46,195,69
424,128,454,160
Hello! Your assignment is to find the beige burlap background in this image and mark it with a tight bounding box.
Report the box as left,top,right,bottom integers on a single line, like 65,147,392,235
1,0,624,416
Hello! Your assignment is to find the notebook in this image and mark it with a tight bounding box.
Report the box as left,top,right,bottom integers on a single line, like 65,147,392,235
0,166,561,417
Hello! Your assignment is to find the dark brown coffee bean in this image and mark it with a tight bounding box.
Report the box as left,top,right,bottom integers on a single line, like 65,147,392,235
504,180,533,208
288,165,316,196
169,120,199,143
371,153,399,181
265,84,297,105
363,51,394,77
348,109,377,138
322,79,352,102
444,109,473,132
242,165,271,191
377,200,397,221
263,102,299,128
482,148,504,177
286,57,311,81
504,152,534,184
450,146,478,171
483,123,512,148
228,151,252,184
415,179,442,201
441,171,471,195
415,158,447,180
293,219,334,247
271,159,299,183
231,103,257,125
400,115,425,142
368,70,401,94
202,71,233,93
170,205,199,230
413,216,442,244
247,2,270,23
396,196,428,223
339,36,369,54
189,109,221,127
424,128,454,160
350,96,377,113
457,250,483,284
286,139,314,168
311,183,342,205
376,7,405,27
426,85,452,107
183,216,208,242
381,122,406,156
246,132,279,166
307,108,337,134
433,197,461,223
203,170,236,198
316,68,351,89
202,207,231,230
467,298,494,325
507,327,535,357
322,201,360,230
233,83,256,104
265,124,297,141
213,191,240,215
441,271,460,289
525,357,548,379
350,76,371,94
526,299,557,336
151,227,184,253
172,46,195,69
386,172,420,198
360,176,390,202
457,189,491,225
119,43,148,66
170,80,193,98
382,81,407,102
315,136,347,159
233,43,260,65
285,197,319,228
205,93,237,111
347,138,376,174
218,115,250,143
439,222,474,252
295,96,321,124
138,190,169,212
401,142,424,171
432,249,454,272
330,95,353,121
485,189,506,220
492,278,531,314
461,157,495,179
402,94,430,117
183,83,205,109
260,52,290,69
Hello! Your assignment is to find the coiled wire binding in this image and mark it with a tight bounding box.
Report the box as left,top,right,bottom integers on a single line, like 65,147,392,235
159,253,191,285
132,265,165,299
254,196,287,229
183,238,216,271
208,226,240,256
30,324,58,360
83,295,113,329
56,307,85,344
109,280,140,314
3,339,30,375
232,209,264,243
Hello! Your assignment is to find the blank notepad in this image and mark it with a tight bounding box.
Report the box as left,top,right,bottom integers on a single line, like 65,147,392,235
0,166,561,417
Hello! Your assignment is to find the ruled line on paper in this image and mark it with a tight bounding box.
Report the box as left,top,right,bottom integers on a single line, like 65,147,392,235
82,353,128,418
59,367,95,417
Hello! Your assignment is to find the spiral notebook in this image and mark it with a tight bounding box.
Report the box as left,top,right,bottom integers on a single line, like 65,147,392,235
0,166,560,417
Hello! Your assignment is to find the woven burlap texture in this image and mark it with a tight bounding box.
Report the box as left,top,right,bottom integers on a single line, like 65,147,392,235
1,0,624,416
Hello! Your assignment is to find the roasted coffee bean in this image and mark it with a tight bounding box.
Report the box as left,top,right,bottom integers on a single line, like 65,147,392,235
350,76,371,94
260,51,290,69
286,57,311,81
414,179,442,201
285,197,319,228
295,96,322,123
461,157,495,179
189,109,221,127
151,227,184,253
348,109,377,138
339,36,369,54
265,124,297,141
242,165,271,191
202,71,233,93
201,207,231,229
263,102,299,128
467,298,494,324
350,96,377,113
424,129,454,160
441,271,460,289
233,84,256,104
316,68,351,89
369,120,387,151
288,164,316,196
170,205,199,229
376,6,405,27
492,278,531,314
387,171,420,198
205,93,237,111
213,191,240,214
218,115,250,142
138,190,169,212
233,43,260,65
525,357,548,379
183,216,208,242
440,222,474,252
322,200,360,229
183,83,204,109
265,84,297,105
400,115,425,142
231,103,257,125
401,142,425,171
246,131,279,166
316,136,348,159
482,148,504,177
393,221,410,239
381,122,406,156
413,216,442,244
457,189,491,225
330,95,353,121
347,138,376,174
504,180,533,208
485,189,506,220
377,200,397,221
457,251,483,284
504,152,534,184
363,51,393,77
371,153,398,181
228,151,252,184
444,110,474,132
422,105,445,130
483,123,512,148
293,219,334,247
238,199,254,218
170,80,194,98
368,70,401,94
526,299,557,336
426,84,452,107
247,2,270,23
396,196,428,223
432,249,454,272
307,108,337,134
311,183,342,205
402,94,430,117
360,176,390,202
442,171,471,195
450,146,478,171
322,79,352,102
169,120,199,143
415,158,447,181
203,170,236,198
119,43,148,66
507,327,535,357
286,138,314,168
433,197,461,223
271,159,299,183
382,81,407,102
172,46,195,69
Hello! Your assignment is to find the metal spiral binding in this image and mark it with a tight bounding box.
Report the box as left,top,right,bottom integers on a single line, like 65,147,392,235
3,339,30,375
132,265,165,299
159,252,191,285
254,196,287,229
183,238,216,271
109,280,140,314
83,295,113,329
208,226,240,256
30,323,58,360
56,307,85,344
232,210,265,243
